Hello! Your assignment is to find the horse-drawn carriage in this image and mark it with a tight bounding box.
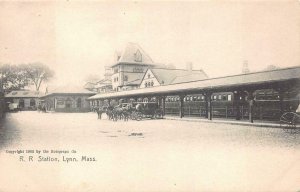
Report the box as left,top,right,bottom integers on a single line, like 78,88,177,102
131,102,163,121
96,102,163,121
279,104,300,128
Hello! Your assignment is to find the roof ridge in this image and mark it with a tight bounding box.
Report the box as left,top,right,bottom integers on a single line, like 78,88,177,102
152,67,204,72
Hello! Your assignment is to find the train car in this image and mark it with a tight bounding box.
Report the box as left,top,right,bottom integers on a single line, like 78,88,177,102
165,88,300,121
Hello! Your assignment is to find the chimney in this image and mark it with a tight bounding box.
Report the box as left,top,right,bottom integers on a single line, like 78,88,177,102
186,62,193,72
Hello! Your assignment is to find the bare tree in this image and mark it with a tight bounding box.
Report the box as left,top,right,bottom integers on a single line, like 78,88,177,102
21,63,54,91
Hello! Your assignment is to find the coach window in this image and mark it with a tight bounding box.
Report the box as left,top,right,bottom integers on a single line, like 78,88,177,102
143,98,149,103
213,95,217,100
228,94,232,101
218,95,222,100
222,95,227,100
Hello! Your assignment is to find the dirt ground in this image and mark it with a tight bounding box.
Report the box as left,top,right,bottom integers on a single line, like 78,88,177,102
0,111,299,192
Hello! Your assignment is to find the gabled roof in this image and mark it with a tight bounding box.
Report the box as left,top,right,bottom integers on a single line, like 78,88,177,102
84,82,97,89
41,86,96,98
112,43,155,67
96,78,111,84
172,71,208,84
5,90,44,98
124,73,145,86
95,79,112,88
144,68,208,85
125,79,142,86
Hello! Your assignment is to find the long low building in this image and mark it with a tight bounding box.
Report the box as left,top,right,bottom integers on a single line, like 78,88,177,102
89,66,300,99
5,90,44,110
40,86,96,112
88,66,300,122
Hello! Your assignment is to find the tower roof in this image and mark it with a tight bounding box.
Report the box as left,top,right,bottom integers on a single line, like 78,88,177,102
112,43,154,67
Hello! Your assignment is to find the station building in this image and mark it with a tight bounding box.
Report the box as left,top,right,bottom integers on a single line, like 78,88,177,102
140,67,208,88
111,43,157,91
84,66,113,93
88,43,209,107
40,86,96,112
89,66,300,122
5,90,44,110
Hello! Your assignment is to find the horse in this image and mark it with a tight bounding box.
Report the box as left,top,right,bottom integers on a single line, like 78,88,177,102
105,105,115,121
112,105,124,121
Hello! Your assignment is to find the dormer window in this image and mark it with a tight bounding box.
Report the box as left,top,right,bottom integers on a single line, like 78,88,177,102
134,49,142,62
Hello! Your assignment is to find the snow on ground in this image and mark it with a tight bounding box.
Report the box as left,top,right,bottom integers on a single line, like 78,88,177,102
0,111,300,192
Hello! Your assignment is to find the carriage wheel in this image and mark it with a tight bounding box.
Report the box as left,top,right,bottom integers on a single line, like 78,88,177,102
280,112,298,128
136,112,143,121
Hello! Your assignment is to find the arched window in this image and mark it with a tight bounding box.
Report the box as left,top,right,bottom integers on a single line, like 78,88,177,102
151,81,154,86
77,98,81,108
66,98,72,108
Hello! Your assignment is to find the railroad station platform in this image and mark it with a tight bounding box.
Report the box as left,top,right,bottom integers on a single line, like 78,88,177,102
164,115,300,128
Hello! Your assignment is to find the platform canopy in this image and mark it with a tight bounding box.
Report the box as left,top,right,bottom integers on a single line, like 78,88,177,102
88,66,300,100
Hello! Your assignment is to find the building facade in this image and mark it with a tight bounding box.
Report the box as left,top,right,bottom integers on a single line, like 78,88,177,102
40,87,96,112
5,90,44,110
111,43,156,91
140,67,208,88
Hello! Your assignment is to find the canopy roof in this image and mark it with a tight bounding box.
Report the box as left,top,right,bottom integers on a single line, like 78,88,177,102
146,68,208,85
89,66,300,100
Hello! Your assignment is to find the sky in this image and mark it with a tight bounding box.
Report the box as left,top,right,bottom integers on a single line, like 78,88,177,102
0,1,299,91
